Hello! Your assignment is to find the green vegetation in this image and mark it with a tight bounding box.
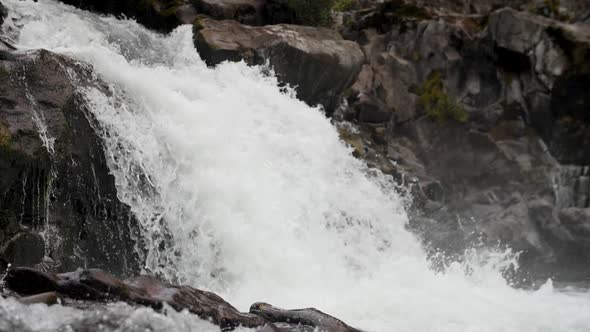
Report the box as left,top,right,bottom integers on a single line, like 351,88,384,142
332,0,355,12
412,71,468,123
0,121,11,147
271,0,334,26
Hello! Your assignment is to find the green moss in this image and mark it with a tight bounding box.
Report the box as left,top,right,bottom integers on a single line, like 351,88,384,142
0,121,11,147
332,0,355,12
271,0,335,26
414,71,468,123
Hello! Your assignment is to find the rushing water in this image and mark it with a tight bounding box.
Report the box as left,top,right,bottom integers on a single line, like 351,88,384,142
1,0,590,331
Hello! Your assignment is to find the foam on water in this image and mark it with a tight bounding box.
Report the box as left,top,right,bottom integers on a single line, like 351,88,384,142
2,1,590,331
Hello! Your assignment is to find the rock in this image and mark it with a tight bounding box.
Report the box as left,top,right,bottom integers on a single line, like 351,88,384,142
57,0,193,32
0,1,6,26
193,18,364,112
0,49,140,275
18,292,60,306
488,8,590,164
191,0,267,25
250,302,363,332
3,267,361,331
0,232,45,267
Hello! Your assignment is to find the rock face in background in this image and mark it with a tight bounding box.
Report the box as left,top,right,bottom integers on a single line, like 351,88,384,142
336,1,590,282
194,17,364,112
0,48,140,275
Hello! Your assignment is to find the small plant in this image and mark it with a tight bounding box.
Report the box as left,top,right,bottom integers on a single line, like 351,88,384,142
332,0,355,12
413,71,468,123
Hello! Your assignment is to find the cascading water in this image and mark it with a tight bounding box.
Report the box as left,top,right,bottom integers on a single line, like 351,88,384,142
1,1,590,331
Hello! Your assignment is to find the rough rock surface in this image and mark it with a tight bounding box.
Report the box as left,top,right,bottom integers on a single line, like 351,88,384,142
3,267,362,332
0,48,140,275
191,0,267,25
194,17,364,112
335,1,590,283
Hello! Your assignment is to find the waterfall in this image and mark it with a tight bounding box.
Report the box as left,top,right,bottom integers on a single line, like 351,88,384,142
2,1,590,331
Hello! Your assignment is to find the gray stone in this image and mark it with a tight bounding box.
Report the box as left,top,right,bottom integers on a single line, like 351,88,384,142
191,0,267,25
194,18,364,113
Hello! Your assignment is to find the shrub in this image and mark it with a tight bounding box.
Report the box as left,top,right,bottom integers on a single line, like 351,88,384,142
332,0,355,12
413,71,468,123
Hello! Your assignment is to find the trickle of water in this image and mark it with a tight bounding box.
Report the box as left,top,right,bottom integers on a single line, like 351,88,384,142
2,1,590,331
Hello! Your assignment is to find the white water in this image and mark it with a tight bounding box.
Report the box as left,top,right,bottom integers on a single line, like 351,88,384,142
1,0,590,331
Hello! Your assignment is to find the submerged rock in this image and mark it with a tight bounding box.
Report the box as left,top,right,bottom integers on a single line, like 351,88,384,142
193,17,364,113
3,267,362,332
0,49,140,275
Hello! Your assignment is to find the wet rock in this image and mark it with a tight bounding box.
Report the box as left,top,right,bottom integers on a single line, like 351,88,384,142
193,18,364,112
0,232,45,267
191,0,267,25
3,267,362,331
18,292,60,306
250,302,363,332
57,0,194,32
0,1,6,26
0,49,140,275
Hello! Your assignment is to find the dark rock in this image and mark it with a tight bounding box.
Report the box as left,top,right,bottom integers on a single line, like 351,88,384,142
0,232,45,267
18,292,60,305
57,0,192,32
0,1,7,26
3,267,361,331
250,302,363,332
0,49,140,275
193,18,364,113
191,0,267,25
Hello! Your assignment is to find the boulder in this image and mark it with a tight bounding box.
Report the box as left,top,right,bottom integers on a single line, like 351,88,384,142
191,0,267,25
0,232,45,267
0,49,140,275
57,0,196,32
193,18,364,112
3,267,362,332
250,302,363,332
